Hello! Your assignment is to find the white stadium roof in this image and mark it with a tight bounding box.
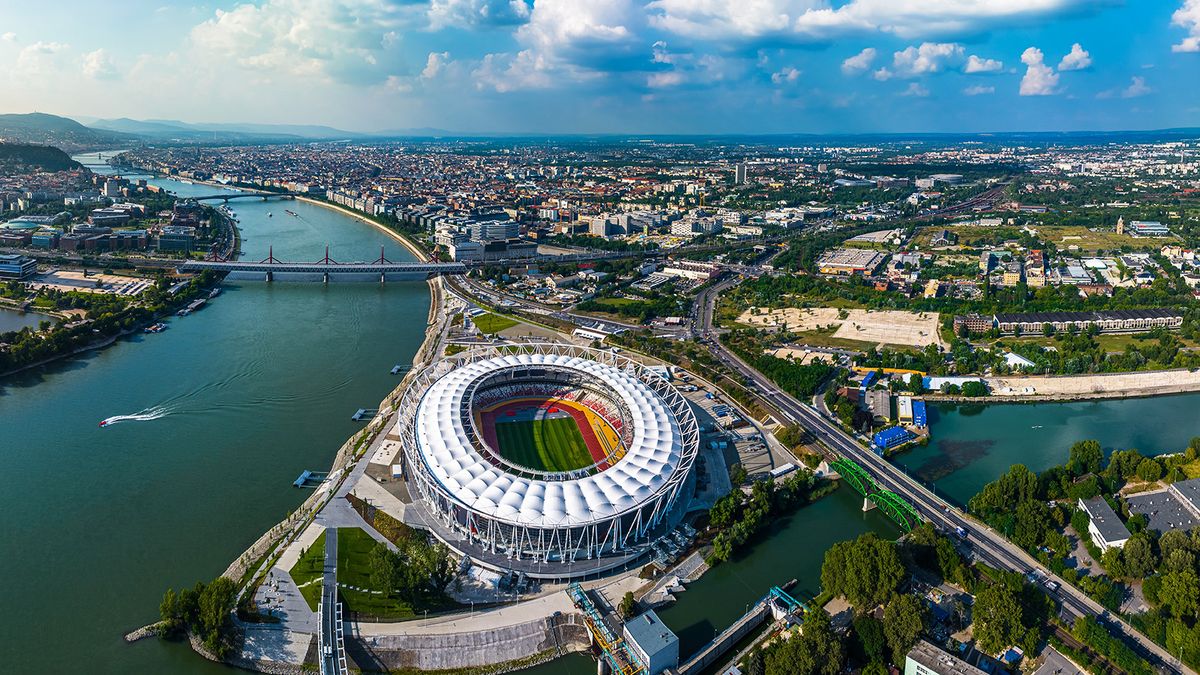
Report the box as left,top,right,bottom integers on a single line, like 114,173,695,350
413,353,684,529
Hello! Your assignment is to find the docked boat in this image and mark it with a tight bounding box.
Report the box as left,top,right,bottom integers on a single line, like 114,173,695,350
143,322,167,333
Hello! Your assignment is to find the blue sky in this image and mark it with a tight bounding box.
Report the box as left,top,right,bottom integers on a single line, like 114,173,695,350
0,0,1197,134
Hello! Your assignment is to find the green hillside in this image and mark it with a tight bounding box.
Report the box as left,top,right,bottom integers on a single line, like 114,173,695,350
0,143,82,172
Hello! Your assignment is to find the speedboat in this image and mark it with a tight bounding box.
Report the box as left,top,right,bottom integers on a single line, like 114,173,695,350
98,419,111,428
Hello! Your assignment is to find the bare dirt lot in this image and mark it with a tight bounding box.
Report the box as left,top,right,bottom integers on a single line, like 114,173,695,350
29,270,153,296
738,307,944,348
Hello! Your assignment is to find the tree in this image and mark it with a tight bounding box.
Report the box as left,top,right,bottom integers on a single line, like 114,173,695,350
821,533,905,609
973,583,1024,654
883,594,926,664
852,615,887,664
1158,569,1200,619
960,380,989,397
619,591,637,619
765,610,844,675
1136,458,1163,482
1012,499,1051,550
196,576,237,657
1124,535,1158,579
1067,440,1104,476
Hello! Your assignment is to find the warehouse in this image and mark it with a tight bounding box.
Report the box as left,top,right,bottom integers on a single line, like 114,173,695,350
817,248,886,276
872,426,915,453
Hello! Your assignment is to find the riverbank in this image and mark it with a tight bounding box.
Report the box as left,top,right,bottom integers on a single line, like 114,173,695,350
296,196,429,263
923,368,1200,404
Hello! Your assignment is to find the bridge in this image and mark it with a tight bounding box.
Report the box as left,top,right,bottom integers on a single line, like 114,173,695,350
178,248,466,282
188,191,303,202
830,458,923,532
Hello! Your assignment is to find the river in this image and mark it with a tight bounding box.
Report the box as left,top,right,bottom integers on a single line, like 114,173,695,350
895,395,1200,506
0,154,428,673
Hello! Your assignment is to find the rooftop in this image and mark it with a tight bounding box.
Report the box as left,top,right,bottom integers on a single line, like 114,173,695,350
906,639,987,675
1079,496,1131,543
623,609,678,657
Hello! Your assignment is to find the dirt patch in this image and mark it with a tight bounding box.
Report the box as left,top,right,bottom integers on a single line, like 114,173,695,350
738,307,943,348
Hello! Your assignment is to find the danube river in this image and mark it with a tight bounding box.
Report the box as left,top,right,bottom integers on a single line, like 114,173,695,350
897,395,1200,505
0,155,428,673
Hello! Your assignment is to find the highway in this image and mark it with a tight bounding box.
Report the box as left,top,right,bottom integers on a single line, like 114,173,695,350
695,288,1191,675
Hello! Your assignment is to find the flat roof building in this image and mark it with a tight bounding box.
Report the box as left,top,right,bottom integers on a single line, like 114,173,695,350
817,248,886,276
0,254,37,280
905,639,987,675
1078,496,1131,552
623,610,679,675
1126,477,1200,533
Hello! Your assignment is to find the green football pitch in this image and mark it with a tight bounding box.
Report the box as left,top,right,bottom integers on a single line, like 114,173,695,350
494,416,594,472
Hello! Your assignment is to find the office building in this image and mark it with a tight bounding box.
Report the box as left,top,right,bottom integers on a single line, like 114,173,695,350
0,254,38,280
1078,497,1131,552
623,610,679,675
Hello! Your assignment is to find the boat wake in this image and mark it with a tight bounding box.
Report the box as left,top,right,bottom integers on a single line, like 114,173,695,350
99,406,172,427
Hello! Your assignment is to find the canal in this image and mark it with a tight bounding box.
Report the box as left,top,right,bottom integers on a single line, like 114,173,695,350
0,154,428,673
896,395,1200,506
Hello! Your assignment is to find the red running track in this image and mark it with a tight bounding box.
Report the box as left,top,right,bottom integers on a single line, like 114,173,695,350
479,398,612,471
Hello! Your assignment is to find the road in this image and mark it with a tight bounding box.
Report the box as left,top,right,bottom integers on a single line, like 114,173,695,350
695,289,1190,674
320,527,345,675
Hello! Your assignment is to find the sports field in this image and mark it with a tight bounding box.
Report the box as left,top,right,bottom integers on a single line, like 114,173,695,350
494,417,595,472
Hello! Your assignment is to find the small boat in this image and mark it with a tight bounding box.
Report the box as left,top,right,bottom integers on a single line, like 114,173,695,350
285,209,298,217
98,419,111,428
143,322,168,333
267,212,273,217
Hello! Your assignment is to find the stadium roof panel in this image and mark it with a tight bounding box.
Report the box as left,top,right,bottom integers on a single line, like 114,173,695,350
412,352,689,529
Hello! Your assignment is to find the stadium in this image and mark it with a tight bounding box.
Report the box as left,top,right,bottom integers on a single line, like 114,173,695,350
394,344,699,579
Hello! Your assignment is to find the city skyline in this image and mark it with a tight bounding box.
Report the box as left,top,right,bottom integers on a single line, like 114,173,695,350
0,0,1198,135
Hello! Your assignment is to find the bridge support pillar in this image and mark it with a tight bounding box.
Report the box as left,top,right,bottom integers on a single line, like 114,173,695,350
265,270,273,283
863,497,877,512
323,272,329,284
380,272,386,285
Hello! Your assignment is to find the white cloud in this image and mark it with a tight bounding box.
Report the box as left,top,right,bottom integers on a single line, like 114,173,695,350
1,32,16,43
771,66,802,84
841,47,876,75
1057,42,1091,70
872,67,892,81
81,49,119,80
901,82,929,97
1019,46,1058,95
421,51,452,79
16,41,69,76
1173,0,1200,52
890,42,963,77
475,0,642,92
647,0,1106,42
647,70,685,87
428,0,531,30
963,84,994,95
190,0,410,85
964,54,1003,73
1122,75,1151,98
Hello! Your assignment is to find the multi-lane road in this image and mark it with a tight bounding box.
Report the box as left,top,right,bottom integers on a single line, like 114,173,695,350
696,286,1191,675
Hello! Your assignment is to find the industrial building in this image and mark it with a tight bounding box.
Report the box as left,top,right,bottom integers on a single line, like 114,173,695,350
623,610,679,675
1078,496,1131,552
872,426,915,453
817,248,887,276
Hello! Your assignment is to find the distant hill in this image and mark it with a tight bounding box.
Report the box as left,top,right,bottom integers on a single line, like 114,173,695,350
0,113,132,152
89,117,369,141
0,143,83,172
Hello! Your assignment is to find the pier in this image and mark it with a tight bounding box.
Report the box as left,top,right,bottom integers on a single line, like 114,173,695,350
293,470,329,488
351,408,378,422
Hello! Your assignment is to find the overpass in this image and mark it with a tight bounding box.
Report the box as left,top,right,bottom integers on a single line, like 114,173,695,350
178,249,466,282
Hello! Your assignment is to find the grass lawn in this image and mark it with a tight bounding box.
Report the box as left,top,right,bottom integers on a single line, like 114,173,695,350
336,527,415,620
288,529,326,611
494,416,594,471
472,312,518,335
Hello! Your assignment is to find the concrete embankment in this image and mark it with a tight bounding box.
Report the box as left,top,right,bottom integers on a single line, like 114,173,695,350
925,368,1200,404
348,613,590,673
296,197,429,263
